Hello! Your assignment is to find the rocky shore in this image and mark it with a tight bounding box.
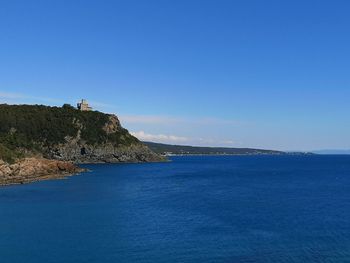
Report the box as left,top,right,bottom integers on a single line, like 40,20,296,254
0,158,86,186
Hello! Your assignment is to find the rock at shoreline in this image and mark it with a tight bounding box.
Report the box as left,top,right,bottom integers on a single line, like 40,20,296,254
0,158,85,186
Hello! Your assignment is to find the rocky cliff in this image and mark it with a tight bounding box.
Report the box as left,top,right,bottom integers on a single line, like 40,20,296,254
44,114,163,163
0,104,165,185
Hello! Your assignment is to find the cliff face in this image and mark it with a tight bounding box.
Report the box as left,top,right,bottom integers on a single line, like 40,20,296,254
44,115,162,163
0,104,165,185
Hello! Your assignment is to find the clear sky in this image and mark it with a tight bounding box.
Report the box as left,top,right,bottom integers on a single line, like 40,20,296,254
0,0,349,151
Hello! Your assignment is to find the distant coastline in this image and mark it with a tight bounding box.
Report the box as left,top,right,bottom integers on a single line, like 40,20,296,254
312,149,350,155
164,153,312,157
144,142,313,156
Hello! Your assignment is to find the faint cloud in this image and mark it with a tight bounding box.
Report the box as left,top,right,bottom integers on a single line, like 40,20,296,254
0,91,119,111
0,92,24,99
88,100,118,110
131,130,237,147
0,91,62,104
130,131,189,143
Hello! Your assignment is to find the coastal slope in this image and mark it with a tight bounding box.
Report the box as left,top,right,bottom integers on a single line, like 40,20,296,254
0,104,164,185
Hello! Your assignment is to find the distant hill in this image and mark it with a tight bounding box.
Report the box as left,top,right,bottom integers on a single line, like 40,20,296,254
143,141,286,155
312,149,350,155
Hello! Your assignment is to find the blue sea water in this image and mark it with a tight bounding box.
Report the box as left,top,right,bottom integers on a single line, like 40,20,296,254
0,155,350,263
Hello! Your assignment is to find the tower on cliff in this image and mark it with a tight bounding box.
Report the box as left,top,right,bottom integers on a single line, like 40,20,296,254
77,99,92,111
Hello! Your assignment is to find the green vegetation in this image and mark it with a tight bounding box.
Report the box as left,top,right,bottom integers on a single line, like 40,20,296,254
0,104,139,162
107,129,139,146
0,144,23,164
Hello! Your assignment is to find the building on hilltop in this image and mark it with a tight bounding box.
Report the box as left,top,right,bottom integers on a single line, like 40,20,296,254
77,99,92,111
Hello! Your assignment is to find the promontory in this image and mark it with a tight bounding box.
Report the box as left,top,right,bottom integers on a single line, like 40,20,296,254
0,103,165,186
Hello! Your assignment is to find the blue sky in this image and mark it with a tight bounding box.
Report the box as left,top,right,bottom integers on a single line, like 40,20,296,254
0,0,349,151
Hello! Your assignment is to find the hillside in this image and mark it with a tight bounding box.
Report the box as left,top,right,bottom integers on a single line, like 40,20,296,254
0,104,163,163
0,104,164,185
144,141,286,155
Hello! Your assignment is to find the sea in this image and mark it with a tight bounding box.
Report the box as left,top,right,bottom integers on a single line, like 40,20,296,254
0,155,349,263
